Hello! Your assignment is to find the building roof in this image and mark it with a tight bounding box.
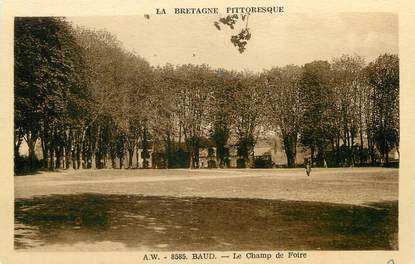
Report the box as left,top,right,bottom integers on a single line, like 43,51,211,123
254,147,272,156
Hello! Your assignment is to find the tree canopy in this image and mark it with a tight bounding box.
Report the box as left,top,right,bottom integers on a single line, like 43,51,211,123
14,17,399,174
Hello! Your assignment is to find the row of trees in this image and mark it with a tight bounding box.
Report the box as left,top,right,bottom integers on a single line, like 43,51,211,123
264,56,399,167
14,17,399,173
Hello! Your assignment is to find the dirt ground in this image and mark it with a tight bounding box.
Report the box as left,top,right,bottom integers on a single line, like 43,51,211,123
14,168,398,251
15,168,398,205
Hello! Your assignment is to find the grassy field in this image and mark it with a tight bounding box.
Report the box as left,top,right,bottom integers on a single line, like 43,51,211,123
14,168,398,251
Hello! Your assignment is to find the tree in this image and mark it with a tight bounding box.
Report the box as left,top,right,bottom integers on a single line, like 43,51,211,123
75,28,128,169
331,55,366,166
214,14,251,53
75,28,154,169
15,17,88,171
151,65,182,168
14,17,399,172
208,69,238,168
299,61,335,166
175,65,215,168
231,72,265,168
366,54,399,165
263,65,303,167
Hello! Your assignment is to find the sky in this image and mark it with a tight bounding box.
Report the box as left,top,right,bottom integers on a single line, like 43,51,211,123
68,13,398,72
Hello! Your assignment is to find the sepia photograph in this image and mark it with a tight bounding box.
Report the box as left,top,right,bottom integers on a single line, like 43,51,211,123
0,0,415,264
13,12,400,252
12,11,400,253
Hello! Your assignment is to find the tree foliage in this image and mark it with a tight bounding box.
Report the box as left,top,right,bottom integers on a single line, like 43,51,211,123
214,14,251,53
366,54,399,164
14,17,399,173
263,65,303,167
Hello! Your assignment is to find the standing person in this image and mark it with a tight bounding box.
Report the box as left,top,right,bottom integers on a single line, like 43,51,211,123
305,158,312,176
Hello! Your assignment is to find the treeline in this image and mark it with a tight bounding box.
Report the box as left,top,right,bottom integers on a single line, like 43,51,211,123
14,17,399,173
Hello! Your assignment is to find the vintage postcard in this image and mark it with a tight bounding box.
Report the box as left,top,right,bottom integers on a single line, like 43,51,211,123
0,0,414,263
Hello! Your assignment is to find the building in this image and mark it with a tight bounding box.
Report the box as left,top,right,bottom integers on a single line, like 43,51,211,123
198,147,217,168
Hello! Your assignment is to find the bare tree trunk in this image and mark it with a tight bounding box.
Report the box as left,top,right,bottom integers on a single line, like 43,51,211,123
25,131,37,168
49,148,55,171
351,133,355,165
62,147,67,169
56,146,62,169
104,155,108,169
90,125,100,170
128,148,134,168
359,129,364,165
366,129,375,165
14,135,22,158
283,132,297,168
189,154,194,169
119,156,123,169
136,147,140,168
310,146,315,166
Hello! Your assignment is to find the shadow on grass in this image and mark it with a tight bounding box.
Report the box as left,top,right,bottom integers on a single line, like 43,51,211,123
14,170,43,176
15,194,398,251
